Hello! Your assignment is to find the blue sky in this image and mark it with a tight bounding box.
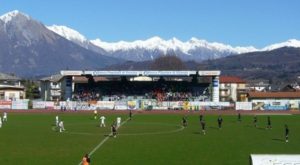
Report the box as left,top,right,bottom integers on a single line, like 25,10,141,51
1,0,299,48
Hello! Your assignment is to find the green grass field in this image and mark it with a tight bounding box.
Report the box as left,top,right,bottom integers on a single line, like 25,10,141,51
0,112,299,165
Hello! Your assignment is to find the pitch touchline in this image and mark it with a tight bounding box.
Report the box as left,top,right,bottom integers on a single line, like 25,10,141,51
77,116,132,165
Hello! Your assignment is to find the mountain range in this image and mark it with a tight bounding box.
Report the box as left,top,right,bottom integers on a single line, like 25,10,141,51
201,47,300,88
46,24,300,62
105,47,300,87
0,10,120,77
1,10,300,78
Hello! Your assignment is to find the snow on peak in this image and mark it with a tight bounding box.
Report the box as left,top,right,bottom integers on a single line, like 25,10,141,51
47,25,87,43
147,36,163,42
91,37,257,54
0,10,30,23
187,38,258,53
262,39,300,51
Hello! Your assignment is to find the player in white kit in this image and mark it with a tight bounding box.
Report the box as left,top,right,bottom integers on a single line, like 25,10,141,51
94,110,98,120
100,116,106,127
3,112,7,122
55,115,59,126
116,117,121,128
59,121,65,132
0,117,2,128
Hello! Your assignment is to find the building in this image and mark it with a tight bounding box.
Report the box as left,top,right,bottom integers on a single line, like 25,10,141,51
40,74,63,101
40,70,221,102
40,74,113,101
248,91,300,110
246,79,270,92
219,76,247,102
0,73,25,100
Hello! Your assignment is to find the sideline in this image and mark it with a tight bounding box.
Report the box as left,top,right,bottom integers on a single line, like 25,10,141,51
254,113,292,116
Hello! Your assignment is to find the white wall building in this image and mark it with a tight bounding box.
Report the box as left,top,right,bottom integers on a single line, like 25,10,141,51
40,74,63,101
219,76,247,102
0,73,25,100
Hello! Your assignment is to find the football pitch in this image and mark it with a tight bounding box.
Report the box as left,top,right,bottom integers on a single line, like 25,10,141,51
0,111,299,165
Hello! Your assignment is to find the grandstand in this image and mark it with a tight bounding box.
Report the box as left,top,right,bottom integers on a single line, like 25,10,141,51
59,70,220,103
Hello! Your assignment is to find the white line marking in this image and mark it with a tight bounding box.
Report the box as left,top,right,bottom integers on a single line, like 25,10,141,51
77,116,131,165
254,113,292,116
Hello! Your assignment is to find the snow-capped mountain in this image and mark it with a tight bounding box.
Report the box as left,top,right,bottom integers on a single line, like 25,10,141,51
1,9,300,77
48,24,260,62
91,37,257,54
0,10,30,23
48,24,300,62
47,25,107,54
47,25,258,56
47,25,88,47
262,39,300,51
0,10,120,77
90,37,259,61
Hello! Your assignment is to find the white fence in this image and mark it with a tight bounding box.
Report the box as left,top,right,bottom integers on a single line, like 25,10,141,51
235,102,252,110
1,99,299,111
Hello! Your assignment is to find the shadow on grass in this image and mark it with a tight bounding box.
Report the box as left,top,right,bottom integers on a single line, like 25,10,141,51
209,126,219,130
256,127,266,130
245,125,254,128
272,138,284,142
230,121,241,124
193,132,201,134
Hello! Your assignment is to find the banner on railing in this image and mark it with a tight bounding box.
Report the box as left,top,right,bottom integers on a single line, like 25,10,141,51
12,100,29,110
96,101,115,110
128,100,138,110
0,100,12,109
235,102,252,110
115,101,127,110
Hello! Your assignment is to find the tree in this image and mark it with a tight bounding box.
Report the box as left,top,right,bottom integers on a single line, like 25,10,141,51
150,55,187,70
22,80,40,99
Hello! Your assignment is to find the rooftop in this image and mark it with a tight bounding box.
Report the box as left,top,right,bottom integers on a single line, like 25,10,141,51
0,73,21,81
248,91,300,99
220,76,246,84
40,74,63,82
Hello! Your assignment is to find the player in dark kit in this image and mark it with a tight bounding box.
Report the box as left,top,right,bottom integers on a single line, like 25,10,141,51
199,114,204,122
217,115,223,129
201,120,206,135
111,123,117,138
129,110,132,120
266,116,272,129
182,116,188,127
238,112,241,122
285,124,289,142
253,115,258,128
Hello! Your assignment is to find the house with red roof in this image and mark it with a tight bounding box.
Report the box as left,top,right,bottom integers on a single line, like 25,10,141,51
219,76,247,102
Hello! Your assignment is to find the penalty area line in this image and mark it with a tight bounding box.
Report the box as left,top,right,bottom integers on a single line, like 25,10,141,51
77,115,133,165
